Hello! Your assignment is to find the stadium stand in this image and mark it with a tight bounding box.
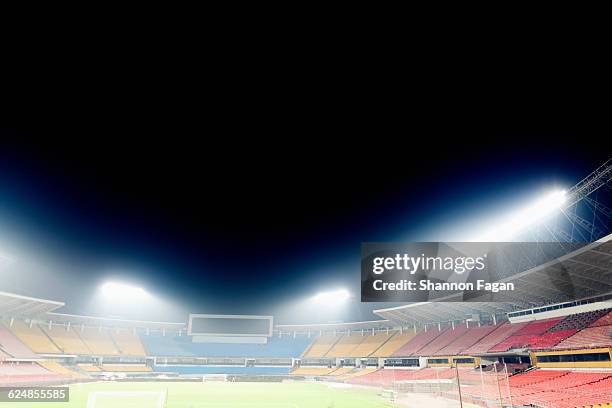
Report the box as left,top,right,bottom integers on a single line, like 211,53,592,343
462,321,527,355
347,331,394,357
370,331,417,357
303,334,341,358
392,327,449,356
110,329,146,356
348,367,461,387
7,320,61,354
0,322,38,358
42,325,91,354
76,327,120,355
325,334,365,357
436,324,498,355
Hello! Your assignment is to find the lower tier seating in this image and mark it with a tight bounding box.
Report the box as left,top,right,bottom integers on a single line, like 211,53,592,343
0,361,67,386
290,367,334,375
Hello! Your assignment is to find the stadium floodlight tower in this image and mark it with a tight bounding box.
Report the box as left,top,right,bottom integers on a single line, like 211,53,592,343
312,289,350,305
100,281,150,301
477,189,568,241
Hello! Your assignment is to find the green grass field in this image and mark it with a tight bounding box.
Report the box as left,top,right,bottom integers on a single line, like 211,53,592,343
4,381,395,408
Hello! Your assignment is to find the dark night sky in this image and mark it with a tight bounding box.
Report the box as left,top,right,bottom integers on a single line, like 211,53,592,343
1,82,610,323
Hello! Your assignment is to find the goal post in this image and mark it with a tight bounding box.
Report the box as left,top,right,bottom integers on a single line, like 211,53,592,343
86,390,167,408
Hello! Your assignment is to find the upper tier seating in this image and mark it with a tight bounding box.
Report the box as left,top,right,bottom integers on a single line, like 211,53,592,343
553,325,612,350
8,320,61,354
488,334,539,352
505,369,612,408
303,335,341,358
370,331,417,357
462,322,527,355
392,327,449,356
76,328,120,355
513,318,564,336
110,330,146,356
140,333,311,358
550,309,609,331
420,325,470,356
590,309,612,327
486,319,563,352
0,323,37,358
529,329,579,350
436,324,498,356
42,325,90,354
348,332,394,357
326,334,365,357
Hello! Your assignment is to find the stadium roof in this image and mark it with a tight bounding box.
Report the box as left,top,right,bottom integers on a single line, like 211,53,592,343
0,291,64,317
43,312,186,331
374,233,612,326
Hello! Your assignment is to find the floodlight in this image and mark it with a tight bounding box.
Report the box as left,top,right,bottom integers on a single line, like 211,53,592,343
312,289,351,304
100,281,149,300
478,189,567,241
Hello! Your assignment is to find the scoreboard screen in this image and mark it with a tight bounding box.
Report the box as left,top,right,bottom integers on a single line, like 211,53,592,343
188,314,273,336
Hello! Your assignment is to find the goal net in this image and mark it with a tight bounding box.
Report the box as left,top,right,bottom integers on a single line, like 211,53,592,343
86,391,167,408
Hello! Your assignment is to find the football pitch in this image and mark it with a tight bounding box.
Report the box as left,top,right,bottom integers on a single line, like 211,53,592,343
6,381,396,408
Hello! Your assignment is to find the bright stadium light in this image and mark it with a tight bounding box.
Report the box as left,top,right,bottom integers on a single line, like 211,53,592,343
100,281,149,300
478,189,567,241
312,289,351,305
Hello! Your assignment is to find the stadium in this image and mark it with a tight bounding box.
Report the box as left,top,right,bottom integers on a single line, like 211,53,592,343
0,146,611,407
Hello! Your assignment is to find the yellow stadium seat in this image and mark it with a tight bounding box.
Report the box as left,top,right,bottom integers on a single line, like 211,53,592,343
76,328,120,355
303,334,342,358
110,330,146,356
42,325,91,355
370,330,418,357
8,320,61,354
326,334,366,357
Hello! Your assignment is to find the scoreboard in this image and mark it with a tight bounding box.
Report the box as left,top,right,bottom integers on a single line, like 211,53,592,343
188,314,273,337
